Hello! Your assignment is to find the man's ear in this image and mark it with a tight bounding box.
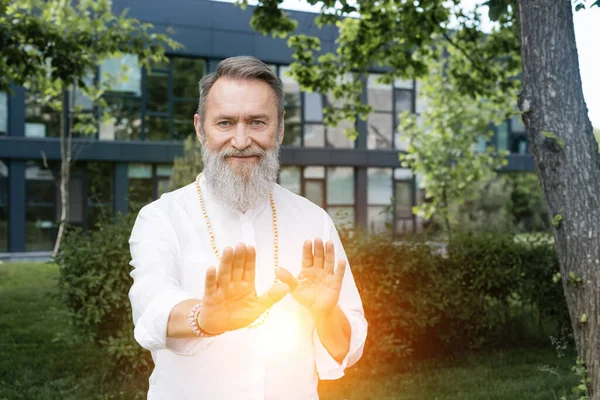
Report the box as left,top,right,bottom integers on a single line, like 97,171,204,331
193,114,204,143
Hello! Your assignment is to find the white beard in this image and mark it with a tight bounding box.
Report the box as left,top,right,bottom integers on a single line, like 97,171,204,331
201,140,280,212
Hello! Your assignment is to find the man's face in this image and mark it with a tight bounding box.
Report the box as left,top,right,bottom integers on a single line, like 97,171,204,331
194,77,284,177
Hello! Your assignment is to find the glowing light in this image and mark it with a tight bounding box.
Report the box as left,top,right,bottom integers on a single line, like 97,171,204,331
263,309,306,360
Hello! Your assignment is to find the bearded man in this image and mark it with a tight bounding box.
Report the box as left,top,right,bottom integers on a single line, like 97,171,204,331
128,56,367,400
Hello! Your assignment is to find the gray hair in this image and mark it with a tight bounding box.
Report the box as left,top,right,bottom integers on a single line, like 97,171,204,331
197,56,285,132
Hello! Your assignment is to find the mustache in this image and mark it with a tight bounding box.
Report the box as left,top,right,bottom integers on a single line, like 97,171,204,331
220,146,266,159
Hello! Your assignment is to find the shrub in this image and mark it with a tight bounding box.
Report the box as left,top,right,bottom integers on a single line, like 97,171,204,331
341,228,568,371
55,213,151,377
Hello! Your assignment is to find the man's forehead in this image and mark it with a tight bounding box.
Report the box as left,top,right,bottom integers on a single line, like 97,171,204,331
204,77,278,117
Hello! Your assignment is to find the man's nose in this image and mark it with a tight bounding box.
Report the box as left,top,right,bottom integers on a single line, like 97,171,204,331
231,122,252,150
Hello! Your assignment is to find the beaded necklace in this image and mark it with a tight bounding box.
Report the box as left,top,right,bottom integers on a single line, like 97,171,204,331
195,173,278,328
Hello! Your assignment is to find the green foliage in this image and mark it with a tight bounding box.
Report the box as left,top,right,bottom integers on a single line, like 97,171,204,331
241,0,521,133
398,42,516,231
54,213,152,376
1,0,181,92
341,228,569,368
169,135,203,191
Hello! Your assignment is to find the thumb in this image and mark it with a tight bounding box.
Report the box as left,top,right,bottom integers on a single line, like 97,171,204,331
257,280,290,308
275,267,298,291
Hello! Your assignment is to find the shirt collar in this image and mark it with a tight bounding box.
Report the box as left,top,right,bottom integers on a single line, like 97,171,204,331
198,173,272,220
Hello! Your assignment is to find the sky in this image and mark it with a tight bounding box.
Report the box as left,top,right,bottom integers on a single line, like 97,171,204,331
217,0,599,128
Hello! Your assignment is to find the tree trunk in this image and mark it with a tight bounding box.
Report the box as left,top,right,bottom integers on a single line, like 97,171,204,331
53,91,71,259
517,1,599,397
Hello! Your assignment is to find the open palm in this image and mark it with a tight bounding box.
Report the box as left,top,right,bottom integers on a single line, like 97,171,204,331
199,243,289,334
276,238,346,317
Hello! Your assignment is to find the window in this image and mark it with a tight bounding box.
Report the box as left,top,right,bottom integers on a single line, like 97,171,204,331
156,165,172,198
496,121,509,151
394,168,414,236
280,66,302,146
0,92,7,136
25,161,56,251
87,162,114,229
367,168,393,233
100,55,142,141
25,92,60,138
0,160,7,251
327,167,354,228
128,164,153,211
279,166,301,195
145,57,206,141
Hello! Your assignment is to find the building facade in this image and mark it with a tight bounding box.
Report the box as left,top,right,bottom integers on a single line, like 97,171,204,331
0,0,535,254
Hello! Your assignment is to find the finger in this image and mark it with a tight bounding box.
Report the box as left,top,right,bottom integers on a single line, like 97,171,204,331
275,267,298,291
242,245,256,283
313,238,325,270
335,258,347,283
324,240,335,275
231,243,246,282
217,247,234,288
204,266,218,297
257,280,290,308
302,240,313,269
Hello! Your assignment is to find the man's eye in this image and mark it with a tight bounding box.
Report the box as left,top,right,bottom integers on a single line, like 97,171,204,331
218,121,232,127
250,120,265,126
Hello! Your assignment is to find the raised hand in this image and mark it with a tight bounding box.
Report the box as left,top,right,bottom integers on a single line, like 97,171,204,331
198,243,289,334
276,238,346,318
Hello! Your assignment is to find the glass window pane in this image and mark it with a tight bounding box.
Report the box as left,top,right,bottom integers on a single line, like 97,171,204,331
327,167,354,205
395,181,412,218
0,92,6,135
368,206,392,233
280,66,301,108
100,96,141,140
368,168,392,205
282,122,301,146
26,160,56,251
157,178,170,198
146,116,170,141
173,58,205,99
326,119,354,149
25,92,61,138
511,115,526,134
26,206,56,251
147,71,169,112
497,121,509,151
395,89,413,114
156,165,172,177
368,112,393,149
0,160,8,252
100,55,141,96
173,101,197,140
304,166,325,179
305,180,325,208
394,168,412,180
304,92,323,122
394,78,413,89
395,218,413,235
328,206,354,229
368,74,392,112
304,124,325,147
88,162,114,204
326,73,353,109
129,164,153,211
415,80,428,114
279,166,301,195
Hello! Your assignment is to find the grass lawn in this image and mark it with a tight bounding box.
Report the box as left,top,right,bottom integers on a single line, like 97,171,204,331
0,262,581,400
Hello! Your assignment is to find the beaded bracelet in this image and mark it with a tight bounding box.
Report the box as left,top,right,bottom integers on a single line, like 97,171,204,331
188,303,220,337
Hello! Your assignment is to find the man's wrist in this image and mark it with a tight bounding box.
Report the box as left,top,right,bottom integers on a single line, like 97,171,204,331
310,306,337,325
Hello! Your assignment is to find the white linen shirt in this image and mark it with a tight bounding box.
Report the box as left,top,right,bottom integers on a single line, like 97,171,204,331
128,175,367,400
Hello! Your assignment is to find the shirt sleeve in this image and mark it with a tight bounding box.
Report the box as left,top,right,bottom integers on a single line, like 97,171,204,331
128,202,216,355
313,214,368,380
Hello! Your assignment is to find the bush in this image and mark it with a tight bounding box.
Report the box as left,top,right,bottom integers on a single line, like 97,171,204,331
341,228,569,371
55,213,151,377
55,212,567,377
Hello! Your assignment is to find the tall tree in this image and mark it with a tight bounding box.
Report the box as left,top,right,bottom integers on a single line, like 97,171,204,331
245,0,599,395
517,0,599,395
1,0,180,256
